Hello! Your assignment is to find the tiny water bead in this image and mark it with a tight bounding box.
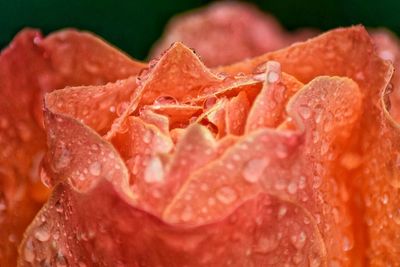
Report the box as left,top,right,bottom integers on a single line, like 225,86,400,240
144,156,164,183
53,142,71,170
216,186,238,204
154,95,178,105
290,231,307,250
88,161,101,176
242,158,269,183
34,222,51,242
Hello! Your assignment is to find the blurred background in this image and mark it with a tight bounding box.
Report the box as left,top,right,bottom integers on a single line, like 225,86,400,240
0,0,399,60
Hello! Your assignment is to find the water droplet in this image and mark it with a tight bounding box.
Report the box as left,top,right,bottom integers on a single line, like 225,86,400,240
379,50,395,61
142,131,152,144
254,235,279,253
216,186,237,204
242,158,269,183
55,200,63,213
298,176,306,189
266,61,281,83
90,143,100,151
278,206,287,219
217,72,228,79
154,95,178,105
144,156,164,183
84,61,100,74
54,142,71,170
55,252,68,267
109,106,116,113
290,231,307,250
23,238,35,263
34,222,50,242
340,153,362,170
287,181,298,194
380,194,389,205
89,161,101,176
342,235,353,252
267,71,279,83
392,207,400,225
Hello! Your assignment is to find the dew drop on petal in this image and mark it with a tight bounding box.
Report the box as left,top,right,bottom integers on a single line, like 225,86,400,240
89,161,101,176
278,205,287,219
216,186,237,204
54,143,71,170
144,156,164,183
242,158,269,183
55,200,63,213
342,235,353,252
142,130,152,144
287,180,298,194
298,176,307,189
34,222,50,242
23,238,35,263
267,71,279,83
90,143,100,152
290,231,307,250
254,235,279,253
392,207,400,225
55,252,68,267
154,95,178,105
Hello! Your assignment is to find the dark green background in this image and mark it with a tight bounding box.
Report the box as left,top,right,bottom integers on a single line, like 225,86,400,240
1,0,399,60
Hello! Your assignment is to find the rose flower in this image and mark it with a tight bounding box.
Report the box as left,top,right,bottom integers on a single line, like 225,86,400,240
1,3,400,267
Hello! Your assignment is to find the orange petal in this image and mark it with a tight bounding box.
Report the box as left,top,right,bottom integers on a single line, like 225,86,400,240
246,62,303,132
105,42,221,139
140,42,221,105
164,76,362,265
39,29,146,89
111,116,173,188
19,181,326,266
219,26,375,83
225,91,250,135
1,28,146,267
135,124,218,215
0,29,50,267
45,77,138,135
20,107,323,266
139,109,170,135
145,104,202,129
